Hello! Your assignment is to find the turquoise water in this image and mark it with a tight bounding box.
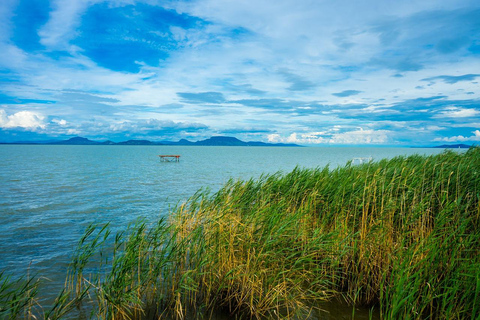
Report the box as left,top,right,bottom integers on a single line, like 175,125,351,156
0,145,455,308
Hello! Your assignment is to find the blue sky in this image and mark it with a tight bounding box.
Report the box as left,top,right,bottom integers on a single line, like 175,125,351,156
0,0,479,145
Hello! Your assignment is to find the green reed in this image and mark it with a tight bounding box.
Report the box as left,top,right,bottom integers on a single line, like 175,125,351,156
0,272,38,319
2,148,479,319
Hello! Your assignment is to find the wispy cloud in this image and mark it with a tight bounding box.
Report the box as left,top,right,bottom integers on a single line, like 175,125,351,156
178,92,226,104
422,74,480,84
332,90,362,97
38,0,91,49
278,70,316,91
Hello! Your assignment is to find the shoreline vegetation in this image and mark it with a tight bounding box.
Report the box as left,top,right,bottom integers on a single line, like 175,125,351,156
1,148,479,319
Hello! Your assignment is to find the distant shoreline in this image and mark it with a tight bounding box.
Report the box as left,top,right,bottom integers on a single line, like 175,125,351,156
0,138,473,149
0,136,301,147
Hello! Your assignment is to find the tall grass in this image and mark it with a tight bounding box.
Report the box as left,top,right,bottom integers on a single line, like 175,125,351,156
0,271,38,319
2,148,479,319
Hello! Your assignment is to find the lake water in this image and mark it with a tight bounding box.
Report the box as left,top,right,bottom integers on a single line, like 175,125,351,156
0,145,457,316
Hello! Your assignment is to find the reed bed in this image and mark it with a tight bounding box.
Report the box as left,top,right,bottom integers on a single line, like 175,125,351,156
2,148,479,319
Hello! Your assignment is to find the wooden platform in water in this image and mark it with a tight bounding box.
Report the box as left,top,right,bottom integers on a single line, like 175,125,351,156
159,155,180,162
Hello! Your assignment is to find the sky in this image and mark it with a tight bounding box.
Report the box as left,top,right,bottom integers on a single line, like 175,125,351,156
0,0,479,145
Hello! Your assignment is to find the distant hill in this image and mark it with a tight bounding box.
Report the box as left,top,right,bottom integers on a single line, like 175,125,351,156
51,137,102,145
1,136,300,147
47,137,164,145
163,139,195,145
194,136,247,146
163,136,299,147
433,144,471,149
116,140,158,145
177,139,195,145
191,136,300,147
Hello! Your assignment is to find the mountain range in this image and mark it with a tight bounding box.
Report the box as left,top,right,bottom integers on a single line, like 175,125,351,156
1,137,473,148
3,136,301,147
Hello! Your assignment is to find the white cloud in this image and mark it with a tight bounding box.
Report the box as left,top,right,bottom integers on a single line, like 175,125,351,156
0,109,46,129
67,128,81,135
267,133,281,142
426,125,444,131
268,128,391,145
38,0,92,49
38,0,135,49
435,107,480,118
434,129,480,142
52,119,67,126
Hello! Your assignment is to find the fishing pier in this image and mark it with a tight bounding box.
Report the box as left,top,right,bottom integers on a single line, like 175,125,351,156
159,155,181,162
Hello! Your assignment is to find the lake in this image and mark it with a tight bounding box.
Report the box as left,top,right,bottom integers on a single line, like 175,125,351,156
0,145,458,314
